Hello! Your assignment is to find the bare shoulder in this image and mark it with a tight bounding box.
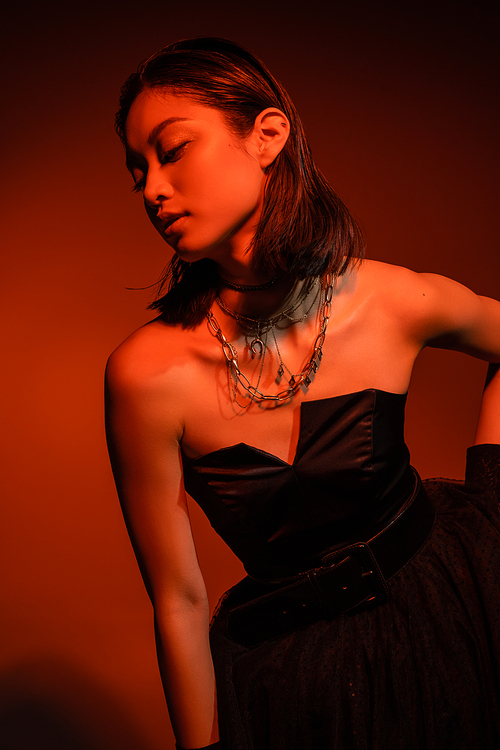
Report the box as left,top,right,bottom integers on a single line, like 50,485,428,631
105,317,204,445
355,258,425,291
106,318,194,394
357,257,478,296
353,259,500,356
355,258,477,312
351,259,427,322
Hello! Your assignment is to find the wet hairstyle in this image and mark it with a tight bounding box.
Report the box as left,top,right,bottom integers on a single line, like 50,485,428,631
116,37,364,326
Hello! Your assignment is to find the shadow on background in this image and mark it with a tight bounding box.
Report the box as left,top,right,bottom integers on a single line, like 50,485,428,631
0,657,154,750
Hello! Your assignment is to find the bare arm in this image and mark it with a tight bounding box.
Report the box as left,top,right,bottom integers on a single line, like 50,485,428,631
475,363,500,445
105,334,219,748
413,274,500,445
417,273,500,362
395,269,500,444
362,262,500,366
371,262,500,442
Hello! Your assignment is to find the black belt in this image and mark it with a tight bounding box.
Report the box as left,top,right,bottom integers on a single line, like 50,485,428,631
226,471,435,648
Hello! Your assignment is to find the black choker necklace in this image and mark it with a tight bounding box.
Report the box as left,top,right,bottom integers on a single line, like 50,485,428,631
217,274,281,292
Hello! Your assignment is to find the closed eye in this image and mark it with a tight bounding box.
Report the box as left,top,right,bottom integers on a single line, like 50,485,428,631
158,141,190,165
131,178,145,194
130,142,190,194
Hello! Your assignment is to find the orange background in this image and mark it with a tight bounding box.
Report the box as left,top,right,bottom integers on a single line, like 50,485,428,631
1,1,499,748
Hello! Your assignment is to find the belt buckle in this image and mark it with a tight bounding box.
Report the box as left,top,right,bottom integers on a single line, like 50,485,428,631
313,542,390,618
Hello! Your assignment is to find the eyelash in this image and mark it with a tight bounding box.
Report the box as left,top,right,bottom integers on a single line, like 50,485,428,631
160,141,188,165
131,142,189,193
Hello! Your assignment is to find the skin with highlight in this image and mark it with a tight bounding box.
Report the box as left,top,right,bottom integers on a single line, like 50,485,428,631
125,90,288,280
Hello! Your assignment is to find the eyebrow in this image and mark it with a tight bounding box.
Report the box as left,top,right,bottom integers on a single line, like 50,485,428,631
147,116,192,146
125,117,193,170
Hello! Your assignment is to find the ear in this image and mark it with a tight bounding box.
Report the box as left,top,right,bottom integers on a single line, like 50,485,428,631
249,108,290,168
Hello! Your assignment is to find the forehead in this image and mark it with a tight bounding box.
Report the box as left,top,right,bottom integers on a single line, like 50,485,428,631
125,90,228,149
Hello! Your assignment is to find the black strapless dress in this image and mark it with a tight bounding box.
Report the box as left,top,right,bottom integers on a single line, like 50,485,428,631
182,390,500,750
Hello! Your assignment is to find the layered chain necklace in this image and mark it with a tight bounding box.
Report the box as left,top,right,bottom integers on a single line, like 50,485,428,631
207,274,334,406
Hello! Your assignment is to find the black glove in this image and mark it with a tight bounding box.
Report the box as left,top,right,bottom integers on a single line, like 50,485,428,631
175,742,221,750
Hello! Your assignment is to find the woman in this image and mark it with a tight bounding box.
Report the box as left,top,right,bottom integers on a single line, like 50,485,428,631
106,38,500,750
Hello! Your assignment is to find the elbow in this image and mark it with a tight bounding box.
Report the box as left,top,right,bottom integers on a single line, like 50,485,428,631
152,590,211,624
152,597,211,644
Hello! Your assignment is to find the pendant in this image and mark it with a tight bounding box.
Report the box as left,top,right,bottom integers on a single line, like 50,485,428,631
250,337,264,356
276,364,284,384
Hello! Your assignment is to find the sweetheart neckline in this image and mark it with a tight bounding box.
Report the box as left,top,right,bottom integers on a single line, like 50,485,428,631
182,388,408,469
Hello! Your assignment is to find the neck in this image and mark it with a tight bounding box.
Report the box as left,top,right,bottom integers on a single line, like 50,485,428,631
217,273,281,293
207,274,334,407
216,276,315,321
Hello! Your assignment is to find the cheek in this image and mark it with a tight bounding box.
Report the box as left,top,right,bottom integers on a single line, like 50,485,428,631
197,143,261,196
212,155,263,211
173,144,264,229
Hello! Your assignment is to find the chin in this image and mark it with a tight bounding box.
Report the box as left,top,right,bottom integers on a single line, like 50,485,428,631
170,234,227,263
170,241,211,264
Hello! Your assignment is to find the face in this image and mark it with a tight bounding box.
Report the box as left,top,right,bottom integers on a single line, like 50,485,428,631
124,89,267,266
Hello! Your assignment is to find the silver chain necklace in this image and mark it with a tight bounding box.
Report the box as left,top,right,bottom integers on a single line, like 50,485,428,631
207,275,334,406
215,279,320,356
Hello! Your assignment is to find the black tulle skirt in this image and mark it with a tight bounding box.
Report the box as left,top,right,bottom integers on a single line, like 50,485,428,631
209,445,500,750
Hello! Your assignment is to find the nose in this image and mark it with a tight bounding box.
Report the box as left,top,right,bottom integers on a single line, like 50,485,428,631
142,166,174,208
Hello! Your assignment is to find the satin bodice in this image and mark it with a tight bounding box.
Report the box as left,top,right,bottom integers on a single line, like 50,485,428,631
182,389,415,578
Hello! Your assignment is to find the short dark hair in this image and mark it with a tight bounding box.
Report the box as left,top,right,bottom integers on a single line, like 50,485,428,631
116,37,364,326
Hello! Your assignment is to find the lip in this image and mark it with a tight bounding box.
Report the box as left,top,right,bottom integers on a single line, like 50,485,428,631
157,212,187,235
